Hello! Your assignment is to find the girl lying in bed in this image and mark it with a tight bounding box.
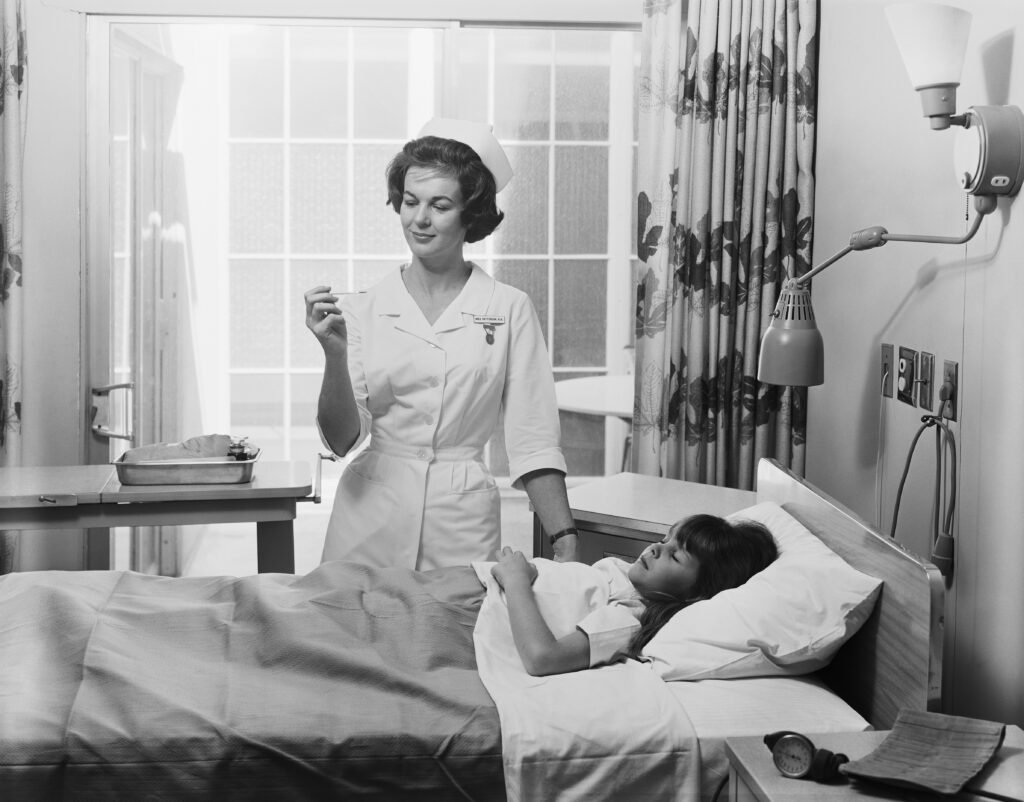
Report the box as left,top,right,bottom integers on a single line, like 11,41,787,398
490,514,777,675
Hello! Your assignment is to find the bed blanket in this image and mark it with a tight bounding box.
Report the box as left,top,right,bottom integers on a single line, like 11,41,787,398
472,559,700,802
0,563,503,800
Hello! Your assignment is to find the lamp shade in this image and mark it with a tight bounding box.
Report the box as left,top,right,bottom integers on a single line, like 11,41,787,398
885,2,971,90
886,2,971,125
757,282,824,387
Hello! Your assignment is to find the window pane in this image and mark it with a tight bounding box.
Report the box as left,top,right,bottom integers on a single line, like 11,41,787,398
291,373,322,432
493,30,551,141
493,259,549,344
230,259,284,368
453,30,489,124
555,145,608,253
553,259,606,367
354,259,397,289
353,30,442,138
354,31,409,138
230,28,284,138
555,31,611,141
230,144,284,253
492,145,548,254
354,143,408,254
290,27,347,138
558,408,605,477
231,373,283,426
290,143,347,253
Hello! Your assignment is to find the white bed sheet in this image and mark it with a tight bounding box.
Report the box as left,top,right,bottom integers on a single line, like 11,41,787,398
667,675,871,800
473,559,701,802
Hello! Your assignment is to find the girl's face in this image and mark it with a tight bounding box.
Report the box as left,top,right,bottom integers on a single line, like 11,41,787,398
400,166,468,263
627,535,701,602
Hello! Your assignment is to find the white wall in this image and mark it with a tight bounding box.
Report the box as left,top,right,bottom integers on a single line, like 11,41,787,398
810,0,1024,725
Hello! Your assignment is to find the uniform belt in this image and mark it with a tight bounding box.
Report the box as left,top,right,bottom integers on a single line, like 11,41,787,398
369,439,483,462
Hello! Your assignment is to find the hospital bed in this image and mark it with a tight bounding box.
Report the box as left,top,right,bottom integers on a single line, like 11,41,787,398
0,459,943,800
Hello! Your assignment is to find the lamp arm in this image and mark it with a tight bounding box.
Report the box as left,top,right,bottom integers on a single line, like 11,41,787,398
879,207,986,246
794,195,997,287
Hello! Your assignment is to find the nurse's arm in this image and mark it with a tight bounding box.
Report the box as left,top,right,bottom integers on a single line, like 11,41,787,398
520,468,579,563
317,349,361,456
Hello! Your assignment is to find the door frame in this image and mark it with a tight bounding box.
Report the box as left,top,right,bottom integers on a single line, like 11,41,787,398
85,20,184,572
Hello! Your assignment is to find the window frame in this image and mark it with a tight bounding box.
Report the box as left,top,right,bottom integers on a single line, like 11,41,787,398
86,2,640,480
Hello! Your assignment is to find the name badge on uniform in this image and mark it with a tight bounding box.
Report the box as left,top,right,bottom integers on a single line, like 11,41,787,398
471,314,505,345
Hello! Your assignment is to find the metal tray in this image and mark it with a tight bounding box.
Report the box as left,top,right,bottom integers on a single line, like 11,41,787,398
113,449,261,486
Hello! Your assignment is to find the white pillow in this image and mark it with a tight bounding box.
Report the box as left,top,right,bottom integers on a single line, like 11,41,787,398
642,501,882,681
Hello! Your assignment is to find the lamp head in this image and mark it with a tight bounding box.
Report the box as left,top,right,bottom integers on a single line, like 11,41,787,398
757,279,824,387
885,2,972,130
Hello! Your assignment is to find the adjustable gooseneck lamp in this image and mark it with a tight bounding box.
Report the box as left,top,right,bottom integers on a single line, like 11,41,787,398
757,2,1024,387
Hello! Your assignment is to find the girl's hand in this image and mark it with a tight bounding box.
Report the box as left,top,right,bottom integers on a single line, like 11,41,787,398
490,546,538,589
304,285,348,353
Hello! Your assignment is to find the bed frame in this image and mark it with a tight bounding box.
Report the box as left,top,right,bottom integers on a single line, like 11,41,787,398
755,458,945,730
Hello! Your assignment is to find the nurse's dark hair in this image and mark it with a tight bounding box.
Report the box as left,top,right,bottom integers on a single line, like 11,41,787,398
626,514,778,658
385,136,505,243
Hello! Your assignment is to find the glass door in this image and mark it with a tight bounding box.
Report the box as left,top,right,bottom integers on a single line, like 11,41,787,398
86,26,184,573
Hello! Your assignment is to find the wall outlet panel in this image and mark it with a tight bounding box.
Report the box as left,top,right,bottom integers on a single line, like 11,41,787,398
942,360,959,421
918,352,935,411
897,346,917,406
880,343,894,397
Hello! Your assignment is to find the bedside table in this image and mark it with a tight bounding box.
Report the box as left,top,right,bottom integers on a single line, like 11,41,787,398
725,726,1024,801
533,472,756,563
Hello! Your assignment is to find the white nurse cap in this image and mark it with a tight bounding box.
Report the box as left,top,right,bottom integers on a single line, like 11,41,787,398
417,117,514,192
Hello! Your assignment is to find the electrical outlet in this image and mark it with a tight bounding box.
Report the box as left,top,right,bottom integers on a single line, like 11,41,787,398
897,346,917,406
880,343,894,397
918,352,935,410
941,360,958,421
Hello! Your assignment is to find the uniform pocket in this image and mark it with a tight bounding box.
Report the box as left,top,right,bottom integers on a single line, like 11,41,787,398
347,450,395,487
448,459,498,495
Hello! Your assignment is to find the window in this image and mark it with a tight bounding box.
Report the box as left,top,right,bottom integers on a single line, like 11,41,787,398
100,14,639,572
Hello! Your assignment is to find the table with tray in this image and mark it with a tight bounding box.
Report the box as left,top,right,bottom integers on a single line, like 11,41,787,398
0,458,313,572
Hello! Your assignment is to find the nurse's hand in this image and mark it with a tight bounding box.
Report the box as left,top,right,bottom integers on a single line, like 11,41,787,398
491,547,538,589
304,285,348,353
551,533,579,563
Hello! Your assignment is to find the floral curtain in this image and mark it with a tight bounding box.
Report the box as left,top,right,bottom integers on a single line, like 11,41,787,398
0,0,26,573
633,0,818,489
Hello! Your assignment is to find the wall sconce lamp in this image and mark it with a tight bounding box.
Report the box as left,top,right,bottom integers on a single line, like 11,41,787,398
757,2,1024,388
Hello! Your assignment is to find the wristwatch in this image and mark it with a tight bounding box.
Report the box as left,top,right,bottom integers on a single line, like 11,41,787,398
548,526,578,547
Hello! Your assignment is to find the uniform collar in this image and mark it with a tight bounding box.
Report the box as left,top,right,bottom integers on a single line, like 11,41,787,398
378,263,496,336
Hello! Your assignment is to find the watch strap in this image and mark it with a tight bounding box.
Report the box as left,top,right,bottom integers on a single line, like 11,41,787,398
548,527,579,547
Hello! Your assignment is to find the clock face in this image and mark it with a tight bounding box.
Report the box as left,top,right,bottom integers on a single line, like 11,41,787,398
772,733,815,778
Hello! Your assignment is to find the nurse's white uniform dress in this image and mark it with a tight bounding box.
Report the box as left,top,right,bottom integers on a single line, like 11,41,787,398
320,263,567,570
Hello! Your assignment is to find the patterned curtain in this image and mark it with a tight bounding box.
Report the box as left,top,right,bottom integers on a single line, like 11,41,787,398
0,0,26,573
633,0,818,489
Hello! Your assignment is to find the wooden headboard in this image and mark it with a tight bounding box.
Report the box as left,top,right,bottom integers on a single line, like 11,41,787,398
755,459,945,730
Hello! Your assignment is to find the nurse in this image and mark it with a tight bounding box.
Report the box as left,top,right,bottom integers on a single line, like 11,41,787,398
304,118,580,570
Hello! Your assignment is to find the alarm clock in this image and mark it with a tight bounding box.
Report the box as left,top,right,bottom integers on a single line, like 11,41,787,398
763,731,849,782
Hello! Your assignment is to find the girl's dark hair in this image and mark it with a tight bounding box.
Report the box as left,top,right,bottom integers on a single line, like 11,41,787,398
626,514,778,658
385,136,505,243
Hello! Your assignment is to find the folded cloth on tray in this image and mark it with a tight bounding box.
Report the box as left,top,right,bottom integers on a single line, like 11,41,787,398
841,709,1006,795
472,558,700,802
122,433,233,461
0,562,503,800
